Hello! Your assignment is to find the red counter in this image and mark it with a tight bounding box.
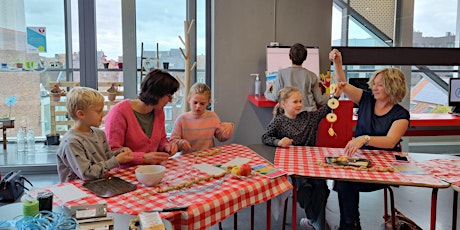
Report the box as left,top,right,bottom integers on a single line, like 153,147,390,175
249,95,460,137
352,113,460,136
247,95,277,107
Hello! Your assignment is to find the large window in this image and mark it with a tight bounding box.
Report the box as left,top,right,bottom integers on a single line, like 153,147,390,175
0,0,203,142
0,0,67,138
332,0,459,114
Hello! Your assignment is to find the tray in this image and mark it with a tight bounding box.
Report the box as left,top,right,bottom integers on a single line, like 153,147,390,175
325,156,372,168
83,177,136,198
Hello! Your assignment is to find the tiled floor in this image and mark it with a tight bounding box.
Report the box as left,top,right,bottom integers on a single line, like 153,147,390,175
1,143,459,229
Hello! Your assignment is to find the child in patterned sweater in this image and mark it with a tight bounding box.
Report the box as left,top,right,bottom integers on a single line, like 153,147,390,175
261,86,342,230
171,83,234,153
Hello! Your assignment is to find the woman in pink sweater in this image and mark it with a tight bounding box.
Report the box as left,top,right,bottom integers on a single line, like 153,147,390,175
170,82,234,153
104,69,179,167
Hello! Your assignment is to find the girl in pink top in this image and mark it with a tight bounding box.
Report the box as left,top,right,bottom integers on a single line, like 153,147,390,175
171,83,234,153
105,69,179,167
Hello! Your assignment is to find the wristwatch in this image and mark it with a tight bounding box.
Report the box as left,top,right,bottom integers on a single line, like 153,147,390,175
363,135,370,145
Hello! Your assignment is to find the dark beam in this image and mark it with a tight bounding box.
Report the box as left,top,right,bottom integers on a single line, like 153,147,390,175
332,47,460,66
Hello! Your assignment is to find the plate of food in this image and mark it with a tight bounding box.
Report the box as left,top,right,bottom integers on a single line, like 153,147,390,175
325,156,372,168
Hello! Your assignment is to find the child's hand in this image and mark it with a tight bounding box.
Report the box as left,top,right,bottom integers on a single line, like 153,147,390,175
178,139,192,152
278,137,293,147
116,148,133,164
219,122,234,138
165,142,178,156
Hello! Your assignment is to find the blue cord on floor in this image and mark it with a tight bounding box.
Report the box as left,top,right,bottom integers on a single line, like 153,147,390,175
0,210,78,230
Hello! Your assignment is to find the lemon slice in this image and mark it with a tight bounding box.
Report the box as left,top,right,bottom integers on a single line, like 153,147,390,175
327,98,339,109
326,113,337,123
328,127,335,136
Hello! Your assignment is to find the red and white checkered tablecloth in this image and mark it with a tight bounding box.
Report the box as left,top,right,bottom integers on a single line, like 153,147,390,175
274,146,448,187
417,158,460,186
49,144,292,230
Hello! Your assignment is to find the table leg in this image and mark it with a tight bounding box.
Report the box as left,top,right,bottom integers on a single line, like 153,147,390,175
388,187,396,230
430,188,438,230
383,188,389,220
3,128,6,149
282,197,288,230
266,199,272,230
453,190,458,230
292,177,297,230
233,212,237,230
251,205,254,230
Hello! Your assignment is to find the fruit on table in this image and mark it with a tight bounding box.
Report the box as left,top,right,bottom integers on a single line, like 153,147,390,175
231,166,241,176
239,163,252,176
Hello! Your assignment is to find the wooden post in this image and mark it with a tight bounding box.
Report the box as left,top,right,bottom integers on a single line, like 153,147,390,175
179,20,196,112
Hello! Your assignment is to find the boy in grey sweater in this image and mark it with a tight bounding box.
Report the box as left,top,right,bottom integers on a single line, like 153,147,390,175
57,87,133,182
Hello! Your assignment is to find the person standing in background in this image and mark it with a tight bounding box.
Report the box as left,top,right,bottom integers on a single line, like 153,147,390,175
274,43,329,112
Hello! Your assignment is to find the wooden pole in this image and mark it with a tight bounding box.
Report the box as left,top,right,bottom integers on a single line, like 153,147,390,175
180,20,196,112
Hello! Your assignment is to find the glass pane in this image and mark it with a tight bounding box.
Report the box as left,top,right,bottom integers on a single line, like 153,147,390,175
331,3,342,46
96,0,122,71
413,0,458,48
348,18,389,47
71,0,80,70
0,0,66,138
197,0,206,83
136,0,186,134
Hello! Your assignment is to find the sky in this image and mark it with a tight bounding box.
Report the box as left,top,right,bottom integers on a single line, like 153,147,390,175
19,0,459,60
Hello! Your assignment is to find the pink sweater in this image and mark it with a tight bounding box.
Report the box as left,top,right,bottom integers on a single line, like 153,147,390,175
170,111,233,153
104,100,169,167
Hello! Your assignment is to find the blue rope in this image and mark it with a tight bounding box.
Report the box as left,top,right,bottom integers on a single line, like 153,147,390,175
0,210,78,230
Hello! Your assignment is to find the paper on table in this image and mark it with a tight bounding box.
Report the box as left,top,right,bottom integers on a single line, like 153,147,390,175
194,163,226,176
221,157,251,167
49,184,90,203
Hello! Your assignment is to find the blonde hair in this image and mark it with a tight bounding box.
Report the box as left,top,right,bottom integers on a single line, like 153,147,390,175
66,86,105,120
368,68,407,104
188,82,211,101
273,86,300,117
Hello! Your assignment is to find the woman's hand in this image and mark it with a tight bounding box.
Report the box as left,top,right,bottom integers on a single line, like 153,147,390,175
344,136,367,156
278,137,293,147
142,152,170,164
329,49,342,63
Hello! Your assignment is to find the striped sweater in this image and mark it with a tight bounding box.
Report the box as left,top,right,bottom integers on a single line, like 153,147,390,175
170,110,233,153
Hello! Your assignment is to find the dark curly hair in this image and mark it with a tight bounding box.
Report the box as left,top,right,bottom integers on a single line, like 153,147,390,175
138,69,180,105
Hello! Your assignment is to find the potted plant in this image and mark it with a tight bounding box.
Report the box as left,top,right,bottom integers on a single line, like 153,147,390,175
50,84,65,102
15,59,23,69
107,83,118,101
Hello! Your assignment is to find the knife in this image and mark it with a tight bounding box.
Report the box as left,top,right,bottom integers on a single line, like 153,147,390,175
146,206,188,212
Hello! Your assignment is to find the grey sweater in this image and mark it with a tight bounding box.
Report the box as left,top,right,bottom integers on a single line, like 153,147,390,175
57,127,120,182
275,67,329,111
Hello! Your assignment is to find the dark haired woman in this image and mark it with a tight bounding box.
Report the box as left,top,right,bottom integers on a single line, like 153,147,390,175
105,69,180,167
